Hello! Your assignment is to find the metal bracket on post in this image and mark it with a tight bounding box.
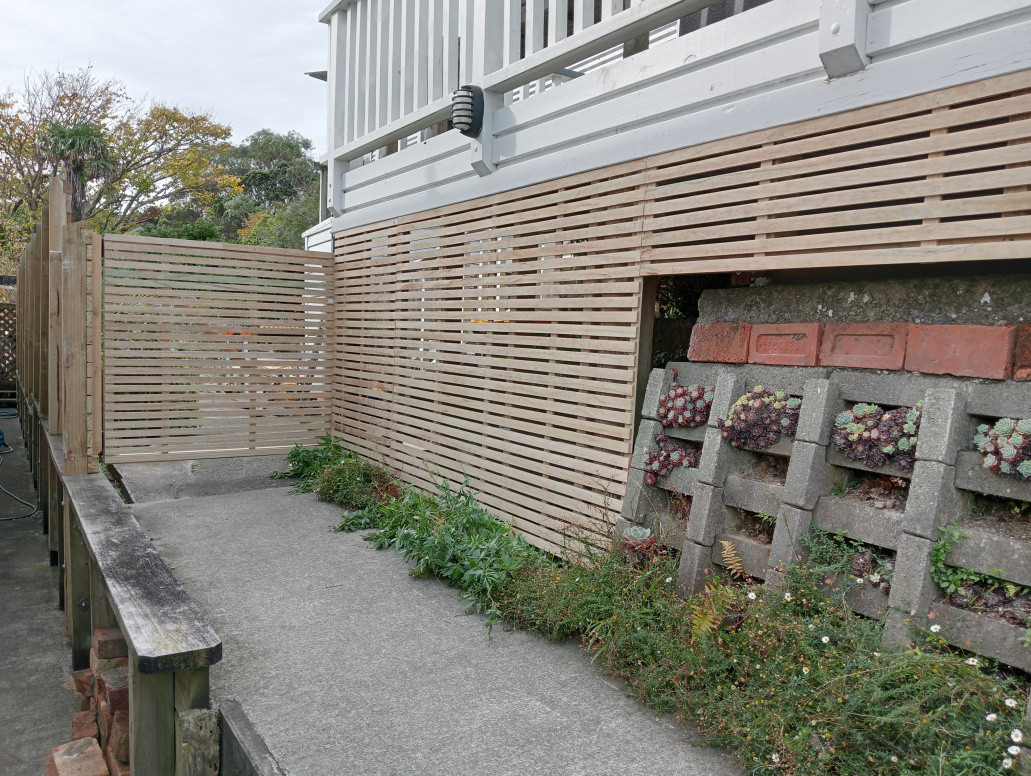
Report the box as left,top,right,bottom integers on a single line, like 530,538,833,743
819,0,872,78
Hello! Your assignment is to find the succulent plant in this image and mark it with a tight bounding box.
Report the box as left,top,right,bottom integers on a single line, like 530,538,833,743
643,432,701,486
975,417,1031,480
830,401,922,471
716,386,801,450
623,525,652,542
656,380,715,428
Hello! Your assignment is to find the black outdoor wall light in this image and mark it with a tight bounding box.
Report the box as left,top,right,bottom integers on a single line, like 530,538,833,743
451,85,484,138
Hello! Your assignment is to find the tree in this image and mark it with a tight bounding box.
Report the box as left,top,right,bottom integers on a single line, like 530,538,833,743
0,66,239,270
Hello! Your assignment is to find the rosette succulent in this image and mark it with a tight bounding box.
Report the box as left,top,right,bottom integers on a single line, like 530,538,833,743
831,401,922,471
656,380,715,428
643,432,701,485
975,417,1031,479
716,386,802,450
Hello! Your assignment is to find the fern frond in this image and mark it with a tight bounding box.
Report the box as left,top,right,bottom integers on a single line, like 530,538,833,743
721,540,746,579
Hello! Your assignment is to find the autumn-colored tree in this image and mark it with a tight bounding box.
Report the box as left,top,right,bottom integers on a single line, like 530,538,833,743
0,66,240,271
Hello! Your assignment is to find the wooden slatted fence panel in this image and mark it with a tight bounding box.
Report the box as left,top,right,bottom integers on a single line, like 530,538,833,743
102,235,332,463
333,70,1031,551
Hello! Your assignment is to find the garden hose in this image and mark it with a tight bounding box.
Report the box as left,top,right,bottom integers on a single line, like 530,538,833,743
0,407,40,521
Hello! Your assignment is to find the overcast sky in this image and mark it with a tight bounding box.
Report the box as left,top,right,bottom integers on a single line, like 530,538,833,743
0,0,329,153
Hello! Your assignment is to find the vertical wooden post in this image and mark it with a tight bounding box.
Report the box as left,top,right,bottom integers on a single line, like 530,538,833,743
129,652,176,776
39,206,50,422
48,178,69,435
62,225,88,476
174,667,216,776
88,233,103,471
89,558,118,631
67,510,92,670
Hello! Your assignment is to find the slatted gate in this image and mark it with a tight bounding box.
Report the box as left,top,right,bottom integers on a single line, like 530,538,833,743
101,235,332,463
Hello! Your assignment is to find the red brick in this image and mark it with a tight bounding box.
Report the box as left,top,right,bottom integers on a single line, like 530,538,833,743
50,738,108,776
105,746,130,776
819,322,908,370
92,628,127,659
1015,325,1031,382
70,669,93,697
687,322,751,363
749,323,823,367
107,710,130,764
45,755,58,776
89,647,127,677
98,666,129,712
97,701,111,748
71,710,98,742
79,694,96,712
905,324,1016,380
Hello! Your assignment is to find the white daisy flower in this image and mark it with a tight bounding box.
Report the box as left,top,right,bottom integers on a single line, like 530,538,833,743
890,755,898,763
929,624,941,633
783,592,793,601
802,667,810,675
988,714,999,722
1004,757,1014,770
1007,745,1021,756
771,753,780,764
1012,730,1024,744
965,658,979,667
1006,698,1020,709
665,577,673,583
747,591,757,600
821,636,830,644
856,577,864,584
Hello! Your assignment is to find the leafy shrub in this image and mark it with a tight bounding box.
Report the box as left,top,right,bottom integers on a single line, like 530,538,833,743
312,452,400,510
832,402,922,471
498,531,1028,775
272,434,343,491
335,479,532,623
974,418,1031,479
717,386,801,450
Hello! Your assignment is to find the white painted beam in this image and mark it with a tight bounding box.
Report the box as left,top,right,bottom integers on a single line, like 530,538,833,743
818,0,872,78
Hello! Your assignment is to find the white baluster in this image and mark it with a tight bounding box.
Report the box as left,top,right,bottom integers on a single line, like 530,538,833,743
376,0,391,129
442,0,460,93
413,0,428,110
387,0,403,122
428,0,445,102
363,0,378,136
572,0,594,34
524,0,545,98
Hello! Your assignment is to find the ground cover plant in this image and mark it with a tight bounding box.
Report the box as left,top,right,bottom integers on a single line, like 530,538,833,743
280,440,1031,776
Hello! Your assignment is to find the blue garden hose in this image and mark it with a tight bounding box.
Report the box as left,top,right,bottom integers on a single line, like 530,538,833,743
0,408,40,521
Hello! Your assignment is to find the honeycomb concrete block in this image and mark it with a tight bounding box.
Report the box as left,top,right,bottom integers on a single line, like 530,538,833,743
768,505,813,574
641,368,674,421
901,461,963,540
684,483,728,546
783,441,834,510
882,608,916,647
887,533,941,617
712,534,770,580
677,540,717,596
915,389,969,466
795,378,840,446
723,476,783,517
631,419,663,470
696,426,750,487
707,372,747,429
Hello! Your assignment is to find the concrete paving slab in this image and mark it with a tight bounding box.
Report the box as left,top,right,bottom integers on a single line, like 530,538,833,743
0,418,80,776
114,453,288,503
133,487,738,776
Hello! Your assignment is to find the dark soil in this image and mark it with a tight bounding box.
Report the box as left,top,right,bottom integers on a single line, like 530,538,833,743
668,491,692,522
740,453,789,486
959,495,1031,542
849,549,894,595
838,471,908,512
947,582,1031,628
735,508,776,545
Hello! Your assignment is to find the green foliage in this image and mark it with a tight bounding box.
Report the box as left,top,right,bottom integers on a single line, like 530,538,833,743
930,523,1031,597
336,478,533,624
830,476,855,498
312,454,399,511
272,434,343,491
497,531,1027,775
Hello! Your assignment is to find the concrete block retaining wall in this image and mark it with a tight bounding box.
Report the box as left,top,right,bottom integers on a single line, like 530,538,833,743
623,361,1031,671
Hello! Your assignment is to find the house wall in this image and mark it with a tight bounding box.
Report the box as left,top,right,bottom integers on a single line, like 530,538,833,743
327,0,1031,233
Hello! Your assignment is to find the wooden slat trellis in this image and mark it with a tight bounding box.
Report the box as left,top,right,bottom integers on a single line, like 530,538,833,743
0,303,16,387
333,70,1031,552
102,235,332,462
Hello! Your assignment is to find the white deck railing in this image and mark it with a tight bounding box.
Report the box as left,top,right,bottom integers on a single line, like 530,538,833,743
319,1,743,192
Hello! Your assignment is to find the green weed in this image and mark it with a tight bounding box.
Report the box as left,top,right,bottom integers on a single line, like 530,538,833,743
272,434,344,491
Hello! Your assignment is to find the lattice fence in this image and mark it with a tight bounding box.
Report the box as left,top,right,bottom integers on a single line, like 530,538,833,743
0,304,16,386
332,70,1031,552
102,235,332,462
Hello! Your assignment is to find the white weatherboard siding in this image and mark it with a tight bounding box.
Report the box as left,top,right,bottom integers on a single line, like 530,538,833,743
319,0,1031,236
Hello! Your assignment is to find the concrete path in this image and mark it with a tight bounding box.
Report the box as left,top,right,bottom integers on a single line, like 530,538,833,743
132,485,738,776
0,418,80,776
